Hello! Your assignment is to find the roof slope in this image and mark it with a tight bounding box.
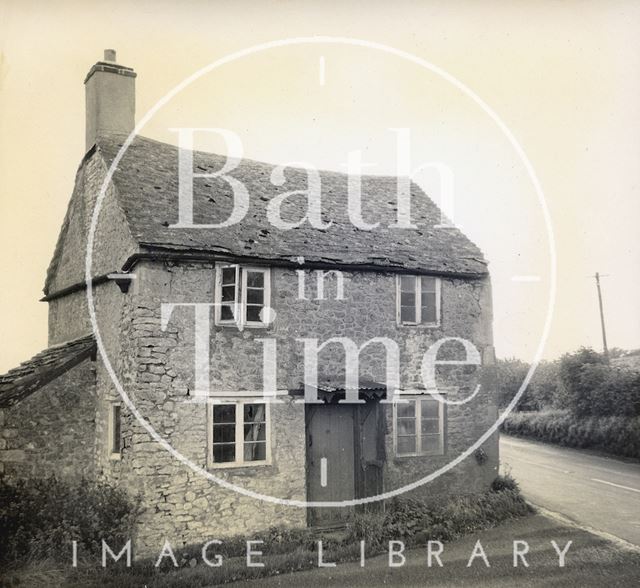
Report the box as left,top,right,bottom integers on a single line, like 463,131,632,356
0,335,95,408
96,134,487,277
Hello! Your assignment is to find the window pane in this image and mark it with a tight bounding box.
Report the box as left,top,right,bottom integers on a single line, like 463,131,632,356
246,288,264,304
397,418,416,435
397,401,416,418
213,424,236,443
421,399,439,419
400,306,417,323
400,292,416,307
421,277,436,293
244,403,266,422
213,444,235,463
244,441,266,462
421,434,441,454
421,292,437,324
213,404,236,423
397,436,416,455
221,285,236,302
220,304,234,321
244,423,266,441
246,271,264,288
112,405,121,453
246,305,262,322
222,267,237,284
222,267,237,285
421,419,440,435
400,276,417,292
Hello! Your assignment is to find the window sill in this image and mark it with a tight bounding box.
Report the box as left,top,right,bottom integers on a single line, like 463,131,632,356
215,322,271,330
393,452,445,462
397,322,441,329
109,453,122,461
207,460,273,473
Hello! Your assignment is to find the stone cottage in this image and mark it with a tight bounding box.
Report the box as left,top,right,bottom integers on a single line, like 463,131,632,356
0,51,499,552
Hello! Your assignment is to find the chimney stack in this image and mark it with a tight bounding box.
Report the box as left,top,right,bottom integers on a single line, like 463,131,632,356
84,49,136,151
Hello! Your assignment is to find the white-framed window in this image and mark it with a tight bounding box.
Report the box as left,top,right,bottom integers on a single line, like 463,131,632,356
214,264,271,328
393,396,445,457
108,402,122,459
207,399,271,468
396,275,441,326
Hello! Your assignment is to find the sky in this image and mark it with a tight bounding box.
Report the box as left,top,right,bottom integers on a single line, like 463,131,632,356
0,0,639,372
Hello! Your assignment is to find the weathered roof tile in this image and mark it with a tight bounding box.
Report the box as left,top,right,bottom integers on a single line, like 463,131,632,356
0,335,95,408
96,134,488,277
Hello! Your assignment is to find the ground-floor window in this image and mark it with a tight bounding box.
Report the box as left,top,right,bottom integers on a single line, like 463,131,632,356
393,396,445,457
208,400,271,467
109,402,122,459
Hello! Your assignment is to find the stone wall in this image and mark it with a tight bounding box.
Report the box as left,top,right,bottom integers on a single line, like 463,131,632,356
0,359,97,480
101,264,308,554
47,150,138,345
48,290,92,345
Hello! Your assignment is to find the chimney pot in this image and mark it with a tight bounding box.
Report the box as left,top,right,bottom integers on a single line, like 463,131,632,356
104,49,117,62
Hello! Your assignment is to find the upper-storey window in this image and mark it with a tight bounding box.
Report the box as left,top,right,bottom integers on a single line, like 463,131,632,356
396,275,441,326
214,264,271,328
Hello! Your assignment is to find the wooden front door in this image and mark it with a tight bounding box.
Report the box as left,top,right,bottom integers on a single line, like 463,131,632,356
306,401,384,527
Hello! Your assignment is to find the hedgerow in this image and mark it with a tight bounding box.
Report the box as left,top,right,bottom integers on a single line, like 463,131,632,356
0,475,141,566
501,410,640,458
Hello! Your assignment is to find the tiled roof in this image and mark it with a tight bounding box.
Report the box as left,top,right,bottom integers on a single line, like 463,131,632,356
0,335,95,408
95,134,488,277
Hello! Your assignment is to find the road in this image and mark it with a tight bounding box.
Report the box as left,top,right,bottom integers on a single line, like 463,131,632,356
501,435,640,546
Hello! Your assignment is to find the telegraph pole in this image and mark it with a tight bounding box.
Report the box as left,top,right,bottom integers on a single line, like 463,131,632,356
594,272,609,362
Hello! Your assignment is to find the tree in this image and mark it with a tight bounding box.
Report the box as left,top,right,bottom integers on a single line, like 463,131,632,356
557,347,606,416
495,358,530,409
529,360,560,410
557,347,640,417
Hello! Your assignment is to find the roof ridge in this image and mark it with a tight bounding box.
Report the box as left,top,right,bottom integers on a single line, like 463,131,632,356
96,132,417,183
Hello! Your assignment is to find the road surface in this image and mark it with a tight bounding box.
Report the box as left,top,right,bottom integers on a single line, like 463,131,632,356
501,435,640,546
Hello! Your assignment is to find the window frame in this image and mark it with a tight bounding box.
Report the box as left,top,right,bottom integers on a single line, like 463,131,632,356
108,402,122,460
215,264,240,326
214,264,271,328
207,399,272,469
392,396,445,458
396,275,441,327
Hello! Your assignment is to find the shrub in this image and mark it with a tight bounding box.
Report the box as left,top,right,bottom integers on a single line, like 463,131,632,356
501,410,640,458
346,479,532,548
0,476,141,566
491,473,519,493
